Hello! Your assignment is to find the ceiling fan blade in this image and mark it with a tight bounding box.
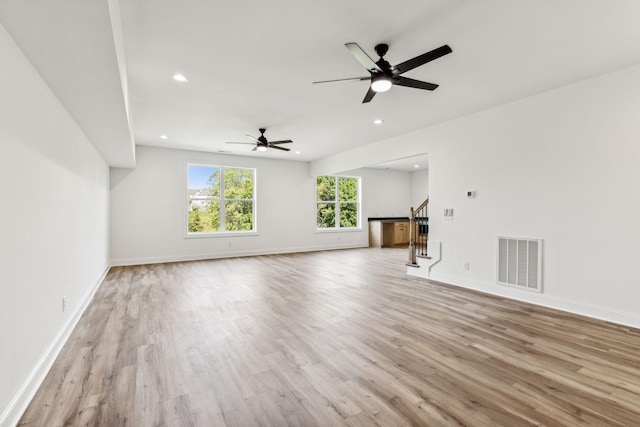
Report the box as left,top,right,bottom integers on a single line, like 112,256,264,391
393,45,452,75
345,43,380,72
246,135,260,143
394,76,439,91
313,76,370,84
362,86,377,103
268,140,293,144
251,146,258,151
226,141,256,145
269,145,291,151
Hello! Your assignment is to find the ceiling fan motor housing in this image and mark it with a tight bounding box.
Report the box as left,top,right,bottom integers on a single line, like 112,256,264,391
258,128,268,143
375,43,389,58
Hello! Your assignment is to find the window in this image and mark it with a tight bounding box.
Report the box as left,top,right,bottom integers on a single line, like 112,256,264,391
316,175,360,229
187,164,256,234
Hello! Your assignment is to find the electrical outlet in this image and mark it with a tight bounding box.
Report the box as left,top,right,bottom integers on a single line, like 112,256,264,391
62,297,66,312
464,261,470,271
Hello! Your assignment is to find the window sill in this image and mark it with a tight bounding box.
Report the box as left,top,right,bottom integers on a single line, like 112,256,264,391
315,227,362,234
184,231,259,239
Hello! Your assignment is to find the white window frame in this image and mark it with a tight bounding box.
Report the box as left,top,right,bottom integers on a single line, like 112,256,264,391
186,163,258,237
315,175,361,231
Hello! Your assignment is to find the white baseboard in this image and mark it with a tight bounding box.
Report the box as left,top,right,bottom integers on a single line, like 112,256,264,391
428,272,640,330
0,264,110,427
110,243,368,266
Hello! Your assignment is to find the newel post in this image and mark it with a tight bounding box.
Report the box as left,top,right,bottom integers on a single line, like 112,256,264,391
407,206,417,266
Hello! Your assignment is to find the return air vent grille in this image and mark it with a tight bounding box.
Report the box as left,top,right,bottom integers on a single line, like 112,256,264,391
497,236,542,292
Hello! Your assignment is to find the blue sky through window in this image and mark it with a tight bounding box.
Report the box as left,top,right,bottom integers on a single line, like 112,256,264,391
188,165,218,190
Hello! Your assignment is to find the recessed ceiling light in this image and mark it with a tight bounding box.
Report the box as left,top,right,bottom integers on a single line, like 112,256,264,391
172,73,189,83
373,119,384,125
295,151,301,154
160,134,168,139
414,164,420,168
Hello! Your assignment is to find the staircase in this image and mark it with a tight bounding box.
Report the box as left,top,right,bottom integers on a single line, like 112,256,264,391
406,198,429,267
406,198,441,278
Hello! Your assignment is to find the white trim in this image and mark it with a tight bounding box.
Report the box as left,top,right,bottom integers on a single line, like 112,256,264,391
314,228,363,234
110,243,369,267
425,272,640,330
406,241,441,278
185,231,259,239
0,264,110,427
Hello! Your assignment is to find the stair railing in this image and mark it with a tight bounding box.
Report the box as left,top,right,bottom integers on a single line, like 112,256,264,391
407,198,429,267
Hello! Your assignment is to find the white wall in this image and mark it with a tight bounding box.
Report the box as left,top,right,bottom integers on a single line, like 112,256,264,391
426,64,640,326
311,64,640,328
0,23,110,426
352,168,412,219
410,169,429,208
110,147,412,265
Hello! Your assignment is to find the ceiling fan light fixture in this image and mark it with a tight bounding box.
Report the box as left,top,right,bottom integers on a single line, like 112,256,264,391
256,145,268,152
371,76,392,92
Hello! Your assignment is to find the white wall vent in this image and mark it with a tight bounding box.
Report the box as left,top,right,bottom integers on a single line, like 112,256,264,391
497,236,542,292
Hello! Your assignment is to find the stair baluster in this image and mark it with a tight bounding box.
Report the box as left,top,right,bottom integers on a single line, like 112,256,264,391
407,198,429,267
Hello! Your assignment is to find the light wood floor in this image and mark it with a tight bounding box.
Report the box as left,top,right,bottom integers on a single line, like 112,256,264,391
19,248,640,426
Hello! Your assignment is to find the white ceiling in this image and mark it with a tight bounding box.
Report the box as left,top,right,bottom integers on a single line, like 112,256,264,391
2,1,640,169
368,154,429,172
0,0,135,167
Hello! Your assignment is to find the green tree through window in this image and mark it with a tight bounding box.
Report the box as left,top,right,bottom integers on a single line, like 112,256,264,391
224,168,254,231
187,164,255,234
316,175,360,229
